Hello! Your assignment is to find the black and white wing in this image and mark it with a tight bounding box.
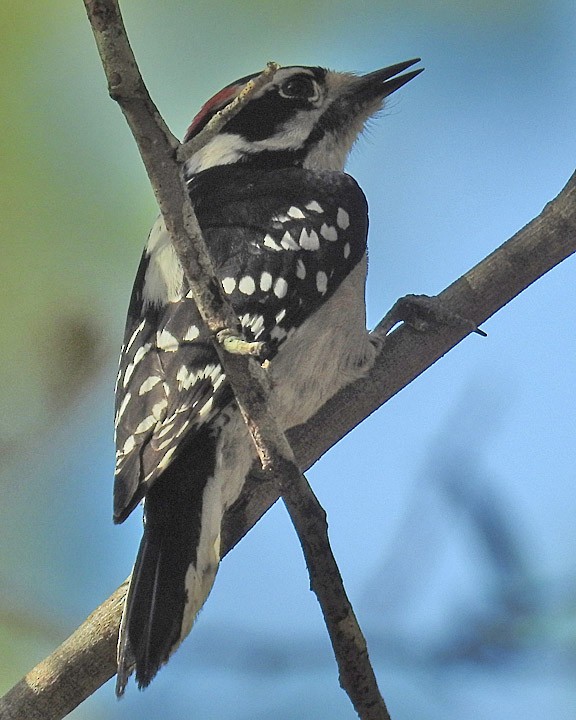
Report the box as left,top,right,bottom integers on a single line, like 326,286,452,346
113,165,368,522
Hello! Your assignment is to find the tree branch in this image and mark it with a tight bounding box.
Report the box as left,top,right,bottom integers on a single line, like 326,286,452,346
0,583,127,720
81,0,391,717
1,0,574,717
1,170,574,718
226,167,576,548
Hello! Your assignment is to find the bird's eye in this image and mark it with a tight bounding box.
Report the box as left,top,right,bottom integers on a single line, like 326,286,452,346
279,75,317,100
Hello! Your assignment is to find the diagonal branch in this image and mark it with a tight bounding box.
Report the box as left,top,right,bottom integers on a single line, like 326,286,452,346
82,0,391,718
1,167,574,718
1,1,574,718
226,167,576,548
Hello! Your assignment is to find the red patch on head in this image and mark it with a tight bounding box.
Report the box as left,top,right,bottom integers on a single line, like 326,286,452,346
184,83,244,142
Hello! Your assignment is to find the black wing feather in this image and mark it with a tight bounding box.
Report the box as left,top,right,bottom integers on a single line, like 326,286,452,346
114,166,367,521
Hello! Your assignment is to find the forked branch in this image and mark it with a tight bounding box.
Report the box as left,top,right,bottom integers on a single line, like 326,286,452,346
81,0,391,718
0,1,574,718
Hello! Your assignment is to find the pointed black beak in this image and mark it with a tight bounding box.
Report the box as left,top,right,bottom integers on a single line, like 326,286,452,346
360,58,424,100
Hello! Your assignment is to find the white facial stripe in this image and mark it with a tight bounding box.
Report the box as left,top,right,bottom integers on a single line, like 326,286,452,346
185,134,246,175
185,68,385,176
186,108,323,175
185,72,328,176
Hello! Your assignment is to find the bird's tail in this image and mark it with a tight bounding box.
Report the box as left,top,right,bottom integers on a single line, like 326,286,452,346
115,429,221,696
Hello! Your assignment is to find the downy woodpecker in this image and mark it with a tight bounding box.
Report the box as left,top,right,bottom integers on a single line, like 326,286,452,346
114,59,422,694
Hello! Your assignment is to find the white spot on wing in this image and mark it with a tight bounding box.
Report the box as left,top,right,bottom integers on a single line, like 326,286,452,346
122,435,136,454
139,375,161,395
343,242,351,259
177,363,222,392
126,320,146,351
263,234,282,251
184,325,200,341
156,421,176,438
134,415,156,434
272,213,290,224
222,277,236,294
305,200,323,213
115,392,131,427
198,397,214,417
152,399,168,420
122,342,153,388
157,329,179,351
287,206,305,219
320,223,338,242
123,363,136,388
158,446,176,470
241,314,264,339
156,436,175,451
213,373,226,391
176,365,197,390
336,207,350,229
296,259,306,279
175,419,191,438
299,228,320,251
202,364,218,380
274,277,288,299
208,365,222,383
280,231,299,251
114,365,122,394
260,271,273,291
133,343,152,365
250,315,265,336
238,276,256,295
316,270,328,294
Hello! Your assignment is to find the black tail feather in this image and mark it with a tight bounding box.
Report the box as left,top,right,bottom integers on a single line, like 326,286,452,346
116,528,188,692
116,428,217,695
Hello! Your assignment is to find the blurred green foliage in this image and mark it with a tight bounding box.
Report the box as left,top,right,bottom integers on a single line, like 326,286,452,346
0,1,148,446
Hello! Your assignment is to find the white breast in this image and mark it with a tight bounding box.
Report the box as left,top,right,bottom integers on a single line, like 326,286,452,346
268,254,374,429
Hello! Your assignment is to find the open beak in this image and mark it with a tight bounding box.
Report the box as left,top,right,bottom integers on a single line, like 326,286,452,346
358,58,424,101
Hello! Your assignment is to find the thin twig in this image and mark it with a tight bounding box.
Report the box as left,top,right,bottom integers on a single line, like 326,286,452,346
178,61,280,162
